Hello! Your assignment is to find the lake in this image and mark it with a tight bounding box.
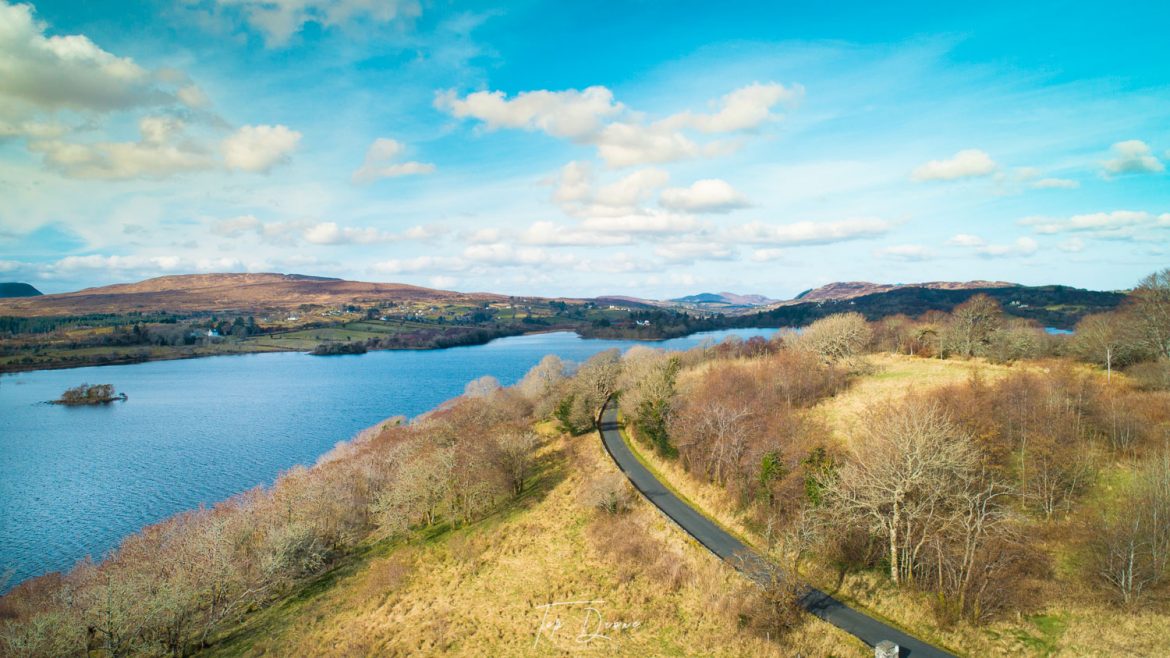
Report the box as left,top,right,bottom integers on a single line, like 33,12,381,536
0,328,775,592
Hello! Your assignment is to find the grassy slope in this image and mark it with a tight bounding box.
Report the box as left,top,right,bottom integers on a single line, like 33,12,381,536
202,426,864,657
647,353,1170,657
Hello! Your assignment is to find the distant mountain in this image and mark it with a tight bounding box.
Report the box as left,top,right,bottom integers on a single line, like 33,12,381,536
0,273,504,316
669,292,776,306
0,283,42,298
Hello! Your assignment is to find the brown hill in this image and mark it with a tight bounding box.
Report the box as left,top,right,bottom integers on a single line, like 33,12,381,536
0,273,504,317
776,280,1018,307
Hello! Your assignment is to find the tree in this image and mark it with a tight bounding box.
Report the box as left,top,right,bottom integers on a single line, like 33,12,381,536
618,347,680,456
492,430,539,495
796,312,873,365
946,294,1003,358
1129,268,1170,360
463,375,501,399
1073,313,1136,380
819,398,979,585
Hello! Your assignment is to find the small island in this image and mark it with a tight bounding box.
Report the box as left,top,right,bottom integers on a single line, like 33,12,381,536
309,341,368,356
52,383,127,405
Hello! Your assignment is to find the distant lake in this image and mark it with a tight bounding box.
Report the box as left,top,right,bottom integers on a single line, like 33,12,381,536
0,328,774,592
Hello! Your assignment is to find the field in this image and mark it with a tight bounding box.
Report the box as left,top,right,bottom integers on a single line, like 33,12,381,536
636,353,1170,656
202,428,864,657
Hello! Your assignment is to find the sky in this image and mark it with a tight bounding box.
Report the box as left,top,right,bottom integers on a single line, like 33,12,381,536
0,0,1167,298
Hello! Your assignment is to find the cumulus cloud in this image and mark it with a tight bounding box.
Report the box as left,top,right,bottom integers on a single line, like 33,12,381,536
206,0,422,47
910,149,997,182
371,255,466,274
351,137,435,183
653,241,734,263
1058,237,1085,253
28,116,215,179
552,161,670,217
436,86,623,140
462,243,553,266
1020,210,1170,237
875,244,934,261
222,124,301,173
976,237,1038,258
519,221,632,246
659,179,749,214
580,212,700,234
0,3,159,117
749,248,785,262
726,218,891,246
440,81,800,168
211,215,439,246
663,82,803,133
946,233,986,247
1102,140,1164,175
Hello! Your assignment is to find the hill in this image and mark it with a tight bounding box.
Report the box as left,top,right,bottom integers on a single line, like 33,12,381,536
0,273,500,317
0,282,42,298
786,280,1018,305
745,283,1123,329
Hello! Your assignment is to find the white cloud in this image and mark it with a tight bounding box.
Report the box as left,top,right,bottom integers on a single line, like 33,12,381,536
371,255,466,274
875,244,934,261
1058,237,1085,253
593,120,701,167
653,242,734,263
946,233,986,247
436,86,623,140
977,237,1038,258
1032,177,1079,189
211,0,423,47
222,124,301,173
663,82,803,133
428,275,458,289
1021,210,1169,235
1102,140,1164,175
749,248,785,262
211,214,264,237
351,137,435,183
552,161,670,218
28,116,214,179
0,3,157,117
659,179,749,214
519,221,631,246
910,149,997,182
727,217,892,245
211,215,438,245
581,212,700,234
441,81,799,168
462,243,553,266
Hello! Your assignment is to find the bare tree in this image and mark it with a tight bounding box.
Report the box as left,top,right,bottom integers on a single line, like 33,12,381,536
796,312,873,366
819,398,979,585
946,294,1003,358
492,430,539,495
1073,313,1136,380
1129,268,1170,360
463,375,501,399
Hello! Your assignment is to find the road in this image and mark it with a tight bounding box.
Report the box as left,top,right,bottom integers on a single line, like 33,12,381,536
597,399,957,658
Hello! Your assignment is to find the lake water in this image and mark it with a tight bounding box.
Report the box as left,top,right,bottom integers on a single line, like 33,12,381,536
0,328,774,592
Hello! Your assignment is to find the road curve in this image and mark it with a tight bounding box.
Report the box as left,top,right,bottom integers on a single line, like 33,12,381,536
597,399,957,658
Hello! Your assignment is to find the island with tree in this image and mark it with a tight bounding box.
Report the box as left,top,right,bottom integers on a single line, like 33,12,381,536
51,383,127,405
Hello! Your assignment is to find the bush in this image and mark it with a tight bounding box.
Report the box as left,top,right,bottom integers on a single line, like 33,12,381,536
585,473,636,515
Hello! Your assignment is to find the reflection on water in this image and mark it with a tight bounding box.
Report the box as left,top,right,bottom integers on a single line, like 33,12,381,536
0,328,774,591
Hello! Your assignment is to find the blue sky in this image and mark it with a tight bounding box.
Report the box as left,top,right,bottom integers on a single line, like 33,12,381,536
0,0,1166,297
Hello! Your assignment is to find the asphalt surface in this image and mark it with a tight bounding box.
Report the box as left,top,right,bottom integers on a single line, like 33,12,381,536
597,399,957,658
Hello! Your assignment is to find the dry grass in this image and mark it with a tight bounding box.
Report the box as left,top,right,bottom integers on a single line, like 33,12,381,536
204,432,865,657
661,353,1170,657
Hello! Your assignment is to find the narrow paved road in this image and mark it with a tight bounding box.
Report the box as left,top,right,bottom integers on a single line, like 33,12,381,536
598,400,957,658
